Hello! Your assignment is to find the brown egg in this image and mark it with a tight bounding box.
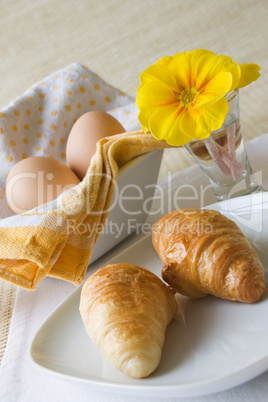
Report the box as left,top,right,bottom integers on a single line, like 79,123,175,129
6,156,80,214
66,111,126,180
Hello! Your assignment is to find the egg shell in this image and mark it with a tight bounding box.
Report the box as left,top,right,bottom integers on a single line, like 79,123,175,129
6,156,80,214
66,111,126,180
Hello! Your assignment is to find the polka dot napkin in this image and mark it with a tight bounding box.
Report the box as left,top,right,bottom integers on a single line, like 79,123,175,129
0,63,170,290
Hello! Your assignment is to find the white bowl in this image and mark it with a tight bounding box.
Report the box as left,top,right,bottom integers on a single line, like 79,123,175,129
90,149,163,263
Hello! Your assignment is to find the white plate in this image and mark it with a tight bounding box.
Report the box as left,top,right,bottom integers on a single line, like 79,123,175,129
30,192,268,398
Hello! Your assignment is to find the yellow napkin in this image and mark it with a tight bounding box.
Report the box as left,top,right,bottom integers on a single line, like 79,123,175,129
0,130,170,290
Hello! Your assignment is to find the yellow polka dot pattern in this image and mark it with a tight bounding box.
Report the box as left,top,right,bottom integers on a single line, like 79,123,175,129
0,62,140,218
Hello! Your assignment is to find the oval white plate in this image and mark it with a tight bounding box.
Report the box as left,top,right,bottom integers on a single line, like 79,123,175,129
30,192,268,398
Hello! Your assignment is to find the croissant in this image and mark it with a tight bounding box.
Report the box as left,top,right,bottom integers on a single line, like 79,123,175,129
79,263,177,378
152,209,265,303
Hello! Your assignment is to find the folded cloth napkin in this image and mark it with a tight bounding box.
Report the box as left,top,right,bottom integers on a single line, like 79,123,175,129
0,63,171,290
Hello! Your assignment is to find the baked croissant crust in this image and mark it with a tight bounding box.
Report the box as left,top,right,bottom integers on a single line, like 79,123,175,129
79,263,177,378
152,209,265,303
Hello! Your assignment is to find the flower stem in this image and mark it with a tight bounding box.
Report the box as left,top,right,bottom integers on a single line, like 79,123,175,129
214,141,244,180
227,123,240,180
227,124,236,159
204,132,245,181
203,137,231,176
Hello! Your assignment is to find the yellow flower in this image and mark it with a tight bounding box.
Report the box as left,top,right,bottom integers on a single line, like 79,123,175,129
136,49,260,146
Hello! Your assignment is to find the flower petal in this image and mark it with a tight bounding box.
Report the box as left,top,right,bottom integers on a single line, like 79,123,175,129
138,111,150,130
138,63,178,92
194,71,232,108
179,108,211,140
180,97,229,141
136,80,178,129
202,97,229,132
155,55,172,66
224,62,241,91
194,52,240,92
189,49,215,87
137,80,178,111
194,52,227,89
237,63,261,88
167,51,194,90
148,104,191,146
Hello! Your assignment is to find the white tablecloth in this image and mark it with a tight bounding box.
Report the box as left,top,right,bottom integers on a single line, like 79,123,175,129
0,134,268,402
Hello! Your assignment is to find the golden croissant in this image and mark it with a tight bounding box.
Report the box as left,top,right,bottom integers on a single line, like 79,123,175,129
152,209,265,303
79,263,177,378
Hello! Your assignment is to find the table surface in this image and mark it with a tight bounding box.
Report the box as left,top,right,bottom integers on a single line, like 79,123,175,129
0,0,267,389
